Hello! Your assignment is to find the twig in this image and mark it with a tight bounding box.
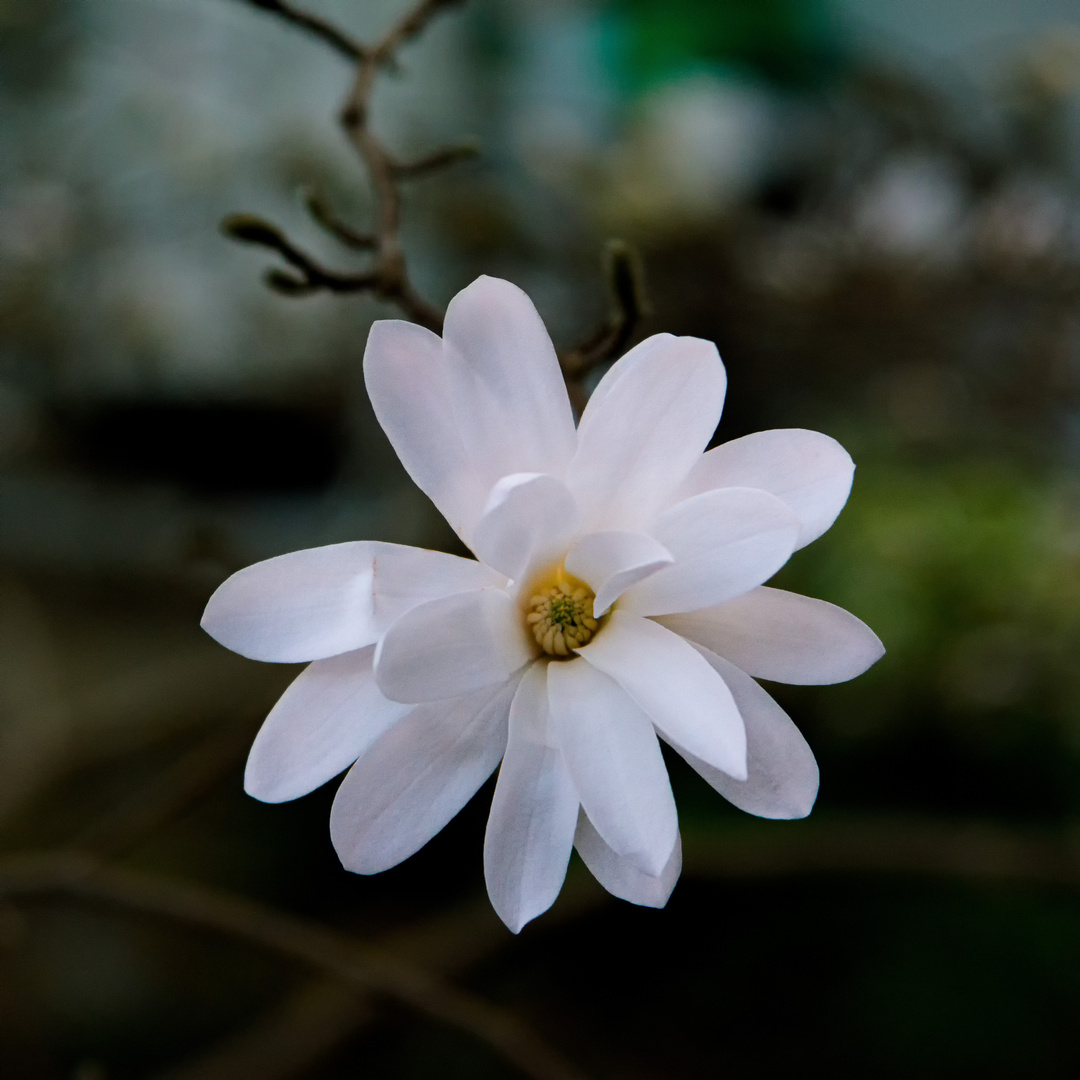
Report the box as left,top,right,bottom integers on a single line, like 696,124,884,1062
0,852,587,1080
302,189,376,250
222,214,379,297
244,0,364,62
228,0,469,331
560,240,649,384
389,141,480,180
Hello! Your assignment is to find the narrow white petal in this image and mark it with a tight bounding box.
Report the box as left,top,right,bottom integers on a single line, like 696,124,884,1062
484,665,579,933
330,675,518,874
363,320,487,540
672,647,819,820
576,611,747,781
471,473,581,581
569,335,727,532
201,541,502,663
374,588,533,703
677,429,855,549
547,658,677,876
620,488,799,617
564,531,673,617
657,586,885,685
443,276,577,484
244,647,412,804
574,811,682,908
579,333,679,415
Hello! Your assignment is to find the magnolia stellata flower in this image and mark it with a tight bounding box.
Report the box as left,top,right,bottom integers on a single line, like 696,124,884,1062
202,276,883,932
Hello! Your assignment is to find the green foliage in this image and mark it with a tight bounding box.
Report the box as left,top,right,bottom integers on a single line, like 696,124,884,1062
608,0,843,88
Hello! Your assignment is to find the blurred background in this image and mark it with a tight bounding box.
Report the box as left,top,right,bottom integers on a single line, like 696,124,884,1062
3,0,1080,1076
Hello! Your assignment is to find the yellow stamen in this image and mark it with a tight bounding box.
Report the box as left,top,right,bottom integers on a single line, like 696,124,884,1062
526,571,598,658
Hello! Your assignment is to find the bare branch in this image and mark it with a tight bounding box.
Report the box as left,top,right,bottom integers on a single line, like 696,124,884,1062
226,0,464,330
372,0,466,63
303,188,377,250
222,213,382,297
242,0,365,62
0,852,588,1080
390,141,480,180
561,240,650,383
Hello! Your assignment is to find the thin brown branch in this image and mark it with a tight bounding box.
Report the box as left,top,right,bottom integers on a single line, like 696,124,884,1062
389,141,480,180
243,0,365,62
0,852,587,1080
303,188,377,250
228,0,464,331
371,0,466,63
561,240,650,386
222,213,382,298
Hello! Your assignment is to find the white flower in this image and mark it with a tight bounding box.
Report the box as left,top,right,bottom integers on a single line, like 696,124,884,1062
202,276,883,932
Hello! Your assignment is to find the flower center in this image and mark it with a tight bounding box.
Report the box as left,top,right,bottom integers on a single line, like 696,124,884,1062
526,572,598,658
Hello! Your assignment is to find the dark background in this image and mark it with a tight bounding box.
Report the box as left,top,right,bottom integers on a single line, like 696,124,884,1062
2,0,1080,1076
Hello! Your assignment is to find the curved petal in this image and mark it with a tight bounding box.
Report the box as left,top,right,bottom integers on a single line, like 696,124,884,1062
576,611,747,781
620,488,798,617
568,335,727,533
443,276,577,485
547,658,677,876
202,541,502,663
375,588,532,704
677,429,855,549
363,319,487,540
471,473,581,581
671,647,819,820
330,674,519,874
657,586,885,685
244,647,412,804
484,664,579,933
574,811,682,908
564,531,673,617
579,333,680,416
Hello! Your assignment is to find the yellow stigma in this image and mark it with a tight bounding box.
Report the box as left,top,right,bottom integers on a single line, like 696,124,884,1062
526,571,598,658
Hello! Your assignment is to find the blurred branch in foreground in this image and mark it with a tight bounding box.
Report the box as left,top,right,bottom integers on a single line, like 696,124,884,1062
0,851,587,1080
3,817,1080,1078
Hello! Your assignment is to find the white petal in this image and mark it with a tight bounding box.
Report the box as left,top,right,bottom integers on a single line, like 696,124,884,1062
657,586,885,685
568,334,727,532
672,647,819,820
578,333,679,415
202,541,501,663
443,276,576,485
363,319,487,540
484,664,579,933
374,588,532,703
330,675,518,874
677,429,855,549
547,658,677,876
564,531,673,617
576,611,747,781
244,647,412,804
620,488,799,617
471,473,581,581
574,811,682,908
